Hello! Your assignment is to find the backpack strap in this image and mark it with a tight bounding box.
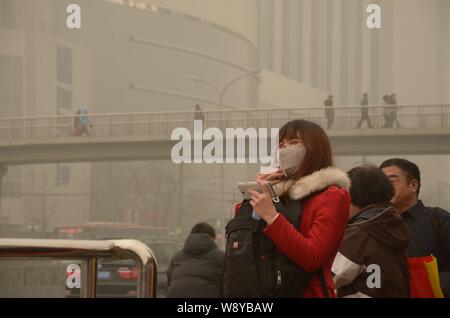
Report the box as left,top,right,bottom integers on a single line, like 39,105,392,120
274,186,328,229
318,269,330,298
275,193,331,298
273,198,302,229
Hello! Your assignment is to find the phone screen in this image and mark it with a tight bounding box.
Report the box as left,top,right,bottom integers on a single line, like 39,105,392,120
238,182,277,200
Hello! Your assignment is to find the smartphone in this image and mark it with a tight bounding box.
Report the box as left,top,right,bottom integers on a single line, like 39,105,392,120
237,181,277,200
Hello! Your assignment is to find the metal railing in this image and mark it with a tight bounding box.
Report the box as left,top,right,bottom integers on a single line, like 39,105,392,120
0,104,449,142
0,239,157,298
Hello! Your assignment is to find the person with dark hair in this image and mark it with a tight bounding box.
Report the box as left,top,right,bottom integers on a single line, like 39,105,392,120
381,158,450,297
382,94,393,128
357,93,373,128
332,165,411,298
191,222,216,238
73,110,82,136
167,222,224,298
389,94,401,128
79,107,92,136
226,119,351,298
194,104,205,121
324,95,334,129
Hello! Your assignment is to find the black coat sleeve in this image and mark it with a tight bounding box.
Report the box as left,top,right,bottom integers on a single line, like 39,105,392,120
167,251,183,287
435,208,450,297
435,208,450,264
166,260,173,287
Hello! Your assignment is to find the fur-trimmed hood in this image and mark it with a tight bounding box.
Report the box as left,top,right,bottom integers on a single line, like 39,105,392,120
272,166,351,200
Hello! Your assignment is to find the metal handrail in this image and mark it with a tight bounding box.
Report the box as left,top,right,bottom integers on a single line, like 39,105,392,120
0,239,157,298
0,104,448,121
0,104,449,142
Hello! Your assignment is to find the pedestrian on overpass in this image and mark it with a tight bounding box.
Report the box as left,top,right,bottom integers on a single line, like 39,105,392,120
79,107,91,137
194,104,205,122
73,110,82,136
357,93,373,128
382,95,393,128
389,94,401,128
324,95,334,129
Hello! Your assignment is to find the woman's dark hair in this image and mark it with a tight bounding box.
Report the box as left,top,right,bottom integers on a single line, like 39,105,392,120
347,165,395,208
380,158,421,196
191,222,216,239
279,119,333,179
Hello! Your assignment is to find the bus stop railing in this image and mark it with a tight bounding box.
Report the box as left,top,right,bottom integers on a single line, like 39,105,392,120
0,239,157,298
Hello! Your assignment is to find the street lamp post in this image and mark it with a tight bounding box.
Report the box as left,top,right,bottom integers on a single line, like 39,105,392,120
188,70,262,110
188,70,262,246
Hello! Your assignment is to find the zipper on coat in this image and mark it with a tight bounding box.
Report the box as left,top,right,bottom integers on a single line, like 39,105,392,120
277,270,282,286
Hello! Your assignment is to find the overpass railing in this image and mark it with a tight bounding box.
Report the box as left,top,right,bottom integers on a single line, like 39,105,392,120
0,104,449,141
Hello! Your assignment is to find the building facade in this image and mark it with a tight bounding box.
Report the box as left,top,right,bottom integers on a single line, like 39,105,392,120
0,0,260,235
257,0,450,105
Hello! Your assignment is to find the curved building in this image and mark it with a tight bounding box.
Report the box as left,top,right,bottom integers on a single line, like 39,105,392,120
56,0,259,112
0,0,259,231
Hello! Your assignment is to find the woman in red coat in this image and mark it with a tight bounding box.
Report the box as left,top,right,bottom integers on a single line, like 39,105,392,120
248,119,351,298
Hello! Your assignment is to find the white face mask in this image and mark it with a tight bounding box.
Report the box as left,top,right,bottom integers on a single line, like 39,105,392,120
277,144,307,178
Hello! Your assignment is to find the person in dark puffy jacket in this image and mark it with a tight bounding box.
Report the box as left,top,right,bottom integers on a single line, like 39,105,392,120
167,222,225,298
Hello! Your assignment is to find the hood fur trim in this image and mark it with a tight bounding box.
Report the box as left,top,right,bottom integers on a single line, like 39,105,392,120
272,166,351,200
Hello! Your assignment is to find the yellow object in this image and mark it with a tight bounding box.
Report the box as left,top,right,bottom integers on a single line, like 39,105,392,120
424,256,444,298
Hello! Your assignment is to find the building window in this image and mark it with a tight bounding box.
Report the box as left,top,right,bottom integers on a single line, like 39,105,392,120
0,0,15,29
56,165,71,186
57,46,72,84
57,87,72,111
2,180,20,198
2,166,22,198
0,54,23,117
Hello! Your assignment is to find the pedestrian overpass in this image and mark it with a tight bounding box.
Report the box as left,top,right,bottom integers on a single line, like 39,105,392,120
0,104,449,166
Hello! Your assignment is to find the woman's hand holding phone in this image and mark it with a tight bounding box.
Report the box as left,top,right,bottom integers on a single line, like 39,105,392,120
256,169,285,185
248,181,279,225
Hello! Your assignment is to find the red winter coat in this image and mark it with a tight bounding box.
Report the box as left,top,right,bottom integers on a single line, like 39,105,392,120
263,167,351,298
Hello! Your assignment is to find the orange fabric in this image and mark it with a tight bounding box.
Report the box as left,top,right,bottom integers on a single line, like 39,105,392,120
408,256,444,298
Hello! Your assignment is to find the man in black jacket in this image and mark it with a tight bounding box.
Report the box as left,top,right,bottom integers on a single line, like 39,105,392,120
381,158,450,297
167,223,225,298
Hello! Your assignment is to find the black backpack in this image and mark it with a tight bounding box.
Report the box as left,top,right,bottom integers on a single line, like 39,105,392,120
222,196,329,298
